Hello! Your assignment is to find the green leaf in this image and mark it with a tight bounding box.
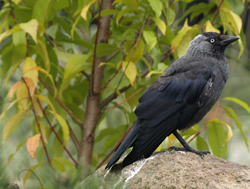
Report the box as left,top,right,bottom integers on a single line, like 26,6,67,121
96,43,120,57
148,0,162,17
208,121,228,159
23,161,46,188
165,7,175,26
59,54,88,97
32,0,52,24
48,111,69,145
52,157,76,176
222,97,250,114
116,7,138,26
208,118,233,142
221,106,250,153
196,136,210,152
8,140,27,164
64,55,88,79
143,30,157,53
2,109,29,143
93,9,119,19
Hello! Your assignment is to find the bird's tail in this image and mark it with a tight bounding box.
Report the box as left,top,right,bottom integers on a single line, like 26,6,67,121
105,119,141,169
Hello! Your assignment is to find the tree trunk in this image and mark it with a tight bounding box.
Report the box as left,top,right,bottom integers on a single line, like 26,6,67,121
78,0,114,174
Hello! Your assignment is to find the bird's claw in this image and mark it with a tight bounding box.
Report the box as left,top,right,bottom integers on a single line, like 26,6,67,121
168,146,210,158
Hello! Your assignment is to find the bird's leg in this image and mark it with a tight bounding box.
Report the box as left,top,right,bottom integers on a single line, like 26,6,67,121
169,131,210,157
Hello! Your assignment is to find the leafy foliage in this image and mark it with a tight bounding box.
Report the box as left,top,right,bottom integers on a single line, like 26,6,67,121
0,0,249,187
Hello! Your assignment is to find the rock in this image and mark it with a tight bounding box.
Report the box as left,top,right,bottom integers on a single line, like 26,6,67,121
93,151,250,189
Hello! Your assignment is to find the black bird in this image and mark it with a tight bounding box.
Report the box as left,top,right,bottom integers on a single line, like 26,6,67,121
106,32,239,169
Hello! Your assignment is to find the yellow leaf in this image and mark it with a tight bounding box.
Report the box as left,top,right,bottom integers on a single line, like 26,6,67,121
23,77,35,97
171,19,199,57
3,109,29,143
81,0,98,20
153,17,166,35
19,19,39,43
26,66,57,97
122,61,137,86
155,143,162,152
26,134,41,158
33,98,43,118
223,97,250,114
167,133,176,148
220,8,242,35
23,57,38,88
146,70,164,78
205,20,220,33
125,39,144,63
16,83,29,110
35,94,57,123
8,81,22,101
39,122,47,143
48,110,69,145
0,25,21,43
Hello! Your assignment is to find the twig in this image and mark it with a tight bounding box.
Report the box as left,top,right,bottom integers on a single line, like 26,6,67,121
96,126,133,169
22,77,53,168
8,0,17,23
44,33,55,47
38,75,82,124
187,100,221,144
37,98,78,165
81,70,90,81
103,86,144,112
212,0,224,24
68,122,81,151
26,33,29,57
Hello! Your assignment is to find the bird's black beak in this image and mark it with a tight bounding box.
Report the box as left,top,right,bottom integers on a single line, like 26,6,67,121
220,35,239,46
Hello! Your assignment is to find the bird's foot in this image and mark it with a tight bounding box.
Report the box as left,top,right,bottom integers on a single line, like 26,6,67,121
168,146,210,158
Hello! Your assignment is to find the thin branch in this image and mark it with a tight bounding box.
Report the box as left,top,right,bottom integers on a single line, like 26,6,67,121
103,86,145,113
96,126,133,169
39,75,82,124
187,100,221,144
91,0,104,94
37,98,78,165
26,33,29,57
105,50,120,62
22,77,53,168
44,33,55,47
100,85,131,109
212,0,224,24
8,0,17,23
68,122,81,152
81,70,90,81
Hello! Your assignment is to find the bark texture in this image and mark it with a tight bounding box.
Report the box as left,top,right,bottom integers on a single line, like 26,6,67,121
78,0,113,167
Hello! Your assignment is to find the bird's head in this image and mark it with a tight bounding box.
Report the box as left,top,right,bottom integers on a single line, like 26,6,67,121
186,32,239,59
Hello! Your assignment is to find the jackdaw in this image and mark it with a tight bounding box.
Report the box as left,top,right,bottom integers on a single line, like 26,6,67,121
106,32,239,169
